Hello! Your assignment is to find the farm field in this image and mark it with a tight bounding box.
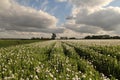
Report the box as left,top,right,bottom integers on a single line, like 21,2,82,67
0,40,41,48
0,40,120,80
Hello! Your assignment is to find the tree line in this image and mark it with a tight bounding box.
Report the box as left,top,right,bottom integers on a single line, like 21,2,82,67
31,34,120,40
85,35,120,39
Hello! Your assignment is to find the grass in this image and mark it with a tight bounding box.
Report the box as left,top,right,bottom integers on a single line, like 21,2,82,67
0,40,42,48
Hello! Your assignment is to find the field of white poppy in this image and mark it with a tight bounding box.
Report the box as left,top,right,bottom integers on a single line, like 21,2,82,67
0,40,120,80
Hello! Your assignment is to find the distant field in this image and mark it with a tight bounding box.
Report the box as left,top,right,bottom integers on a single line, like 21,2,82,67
0,40,120,80
0,40,41,48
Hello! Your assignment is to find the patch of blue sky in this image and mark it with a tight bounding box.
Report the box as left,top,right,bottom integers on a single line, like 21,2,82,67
15,0,72,25
108,0,120,7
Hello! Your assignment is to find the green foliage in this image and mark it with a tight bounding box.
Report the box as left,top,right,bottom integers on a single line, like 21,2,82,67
0,40,119,80
0,40,40,48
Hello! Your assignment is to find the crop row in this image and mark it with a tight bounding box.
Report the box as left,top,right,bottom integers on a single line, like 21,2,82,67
63,41,120,79
0,40,120,80
0,41,55,80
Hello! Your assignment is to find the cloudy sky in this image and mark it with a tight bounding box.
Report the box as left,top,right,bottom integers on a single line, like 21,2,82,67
0,0,120,38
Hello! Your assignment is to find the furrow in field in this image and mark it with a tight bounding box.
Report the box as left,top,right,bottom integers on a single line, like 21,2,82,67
0,41,56,80
42,41,84,80
61,42,106,80
63,41,119,79
88,46,120,61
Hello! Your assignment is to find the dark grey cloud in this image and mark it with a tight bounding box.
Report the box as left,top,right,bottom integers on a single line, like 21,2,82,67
63,0,120,36
76,7,120,31
64,22,102,34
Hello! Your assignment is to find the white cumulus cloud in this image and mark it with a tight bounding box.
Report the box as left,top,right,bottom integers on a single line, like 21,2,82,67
64,0,120,36
0,0,64,33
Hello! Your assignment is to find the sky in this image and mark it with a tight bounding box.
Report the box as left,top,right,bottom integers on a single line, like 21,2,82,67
0,0,120,38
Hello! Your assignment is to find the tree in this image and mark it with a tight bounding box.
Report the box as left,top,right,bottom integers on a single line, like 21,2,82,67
85,36,91,39
51,33,56,40
84,35,120,39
